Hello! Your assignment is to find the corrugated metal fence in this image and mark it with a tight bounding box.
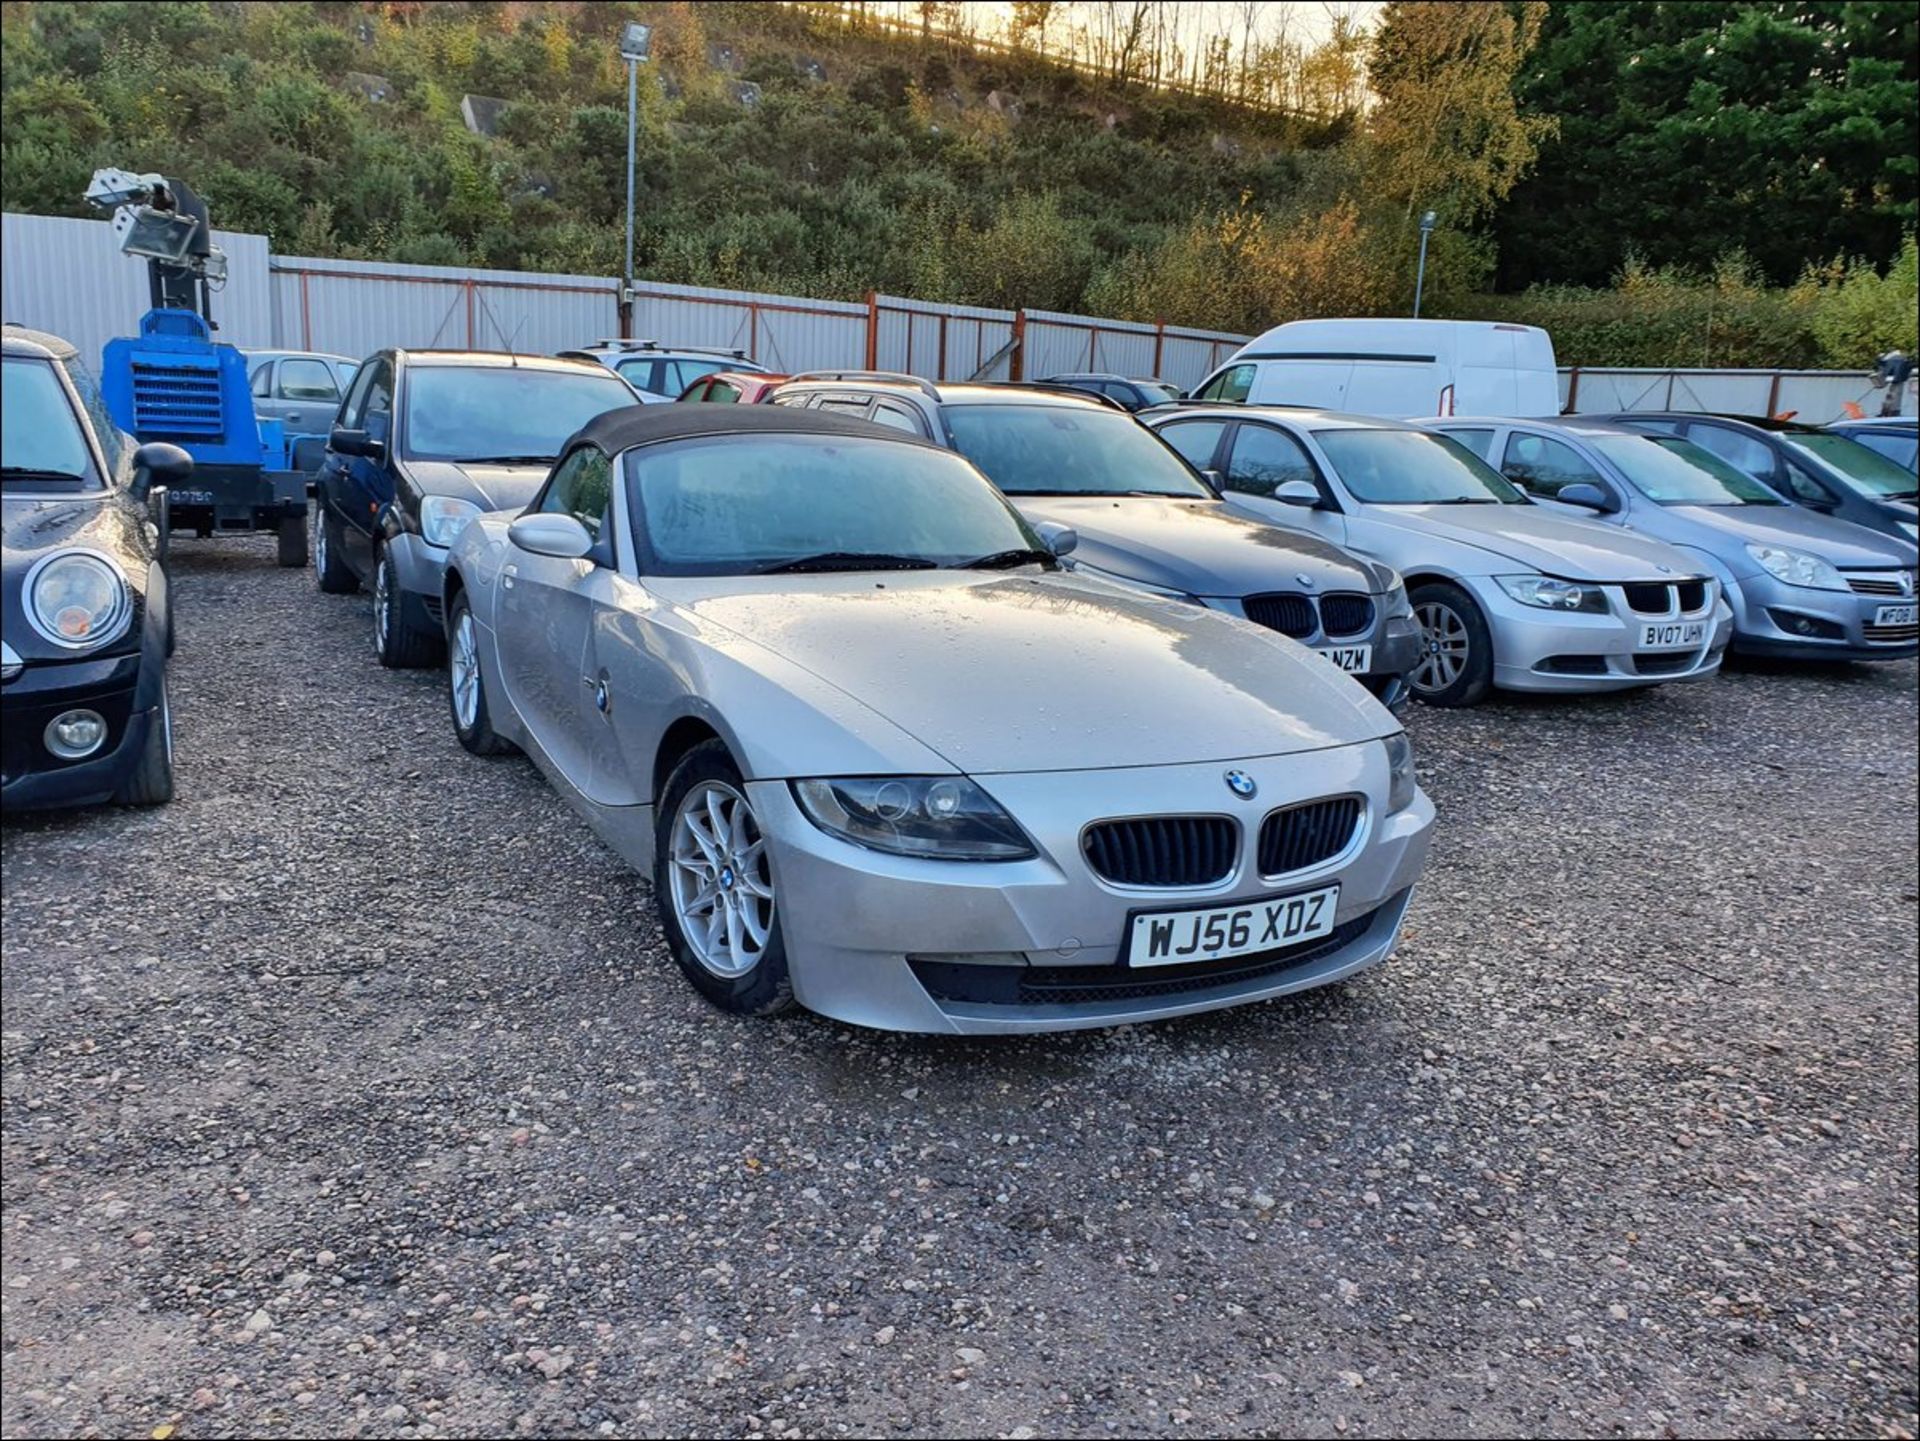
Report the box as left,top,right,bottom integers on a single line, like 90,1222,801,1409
5,211,1906,419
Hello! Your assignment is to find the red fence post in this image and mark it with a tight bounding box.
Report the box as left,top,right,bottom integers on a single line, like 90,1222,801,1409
865,291,879,370
1010,310,1026,381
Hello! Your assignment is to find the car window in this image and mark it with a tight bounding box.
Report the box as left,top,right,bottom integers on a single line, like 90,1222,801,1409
541,446,614,541
1,357,100,488
815,396,873,416
868,401,926,435
1499,432,1604,498
338,357,380,428
659,359,727,394
629,434,1037,575
769,391,810,408
1591,435,1783,505
361,360,395,441
705,380,741,405
251,361,274,398
1313,428,1527,505
1842,428,1918,473
1442,427,1496,461
615,358,660,392
944,403,1213,498
62,356,126,475
337,361,359,389
1136,380,1182,405
1686,424,1777,480
278,358,342,402
1784,432,1919,499
1196,364,1253,403
1225,423,1318,495
402,366,635,464
1154,419,1226,470
1614,417,1684,436
1778,459,1835,505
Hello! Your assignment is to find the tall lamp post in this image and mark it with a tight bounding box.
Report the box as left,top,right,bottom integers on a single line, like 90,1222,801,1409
619,22,653,338
1412,210,1437,319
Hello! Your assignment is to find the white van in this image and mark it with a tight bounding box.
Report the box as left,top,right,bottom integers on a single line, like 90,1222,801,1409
1189,318,1560,418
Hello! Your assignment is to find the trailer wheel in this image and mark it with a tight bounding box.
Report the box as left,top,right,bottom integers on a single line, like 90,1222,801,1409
277,513,309,568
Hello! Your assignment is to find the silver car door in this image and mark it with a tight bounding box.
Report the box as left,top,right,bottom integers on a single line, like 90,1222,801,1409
1219,421,1353,548
494,449,606,784
273,356,345,439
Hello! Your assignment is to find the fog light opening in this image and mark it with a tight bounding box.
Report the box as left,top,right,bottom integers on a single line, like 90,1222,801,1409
45,708,108,760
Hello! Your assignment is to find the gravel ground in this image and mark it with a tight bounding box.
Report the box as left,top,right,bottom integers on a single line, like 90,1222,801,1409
3,535,1916,1441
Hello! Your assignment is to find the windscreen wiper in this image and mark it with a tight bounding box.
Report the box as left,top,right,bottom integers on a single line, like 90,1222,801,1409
955,547,1055,570
0,466,89,487
756,552,939,574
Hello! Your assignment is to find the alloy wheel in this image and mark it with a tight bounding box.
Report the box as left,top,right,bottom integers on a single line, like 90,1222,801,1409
450,611,481,730
1410,600,1471,694
373,554,391,655
313,509,328,576
668,780,775,979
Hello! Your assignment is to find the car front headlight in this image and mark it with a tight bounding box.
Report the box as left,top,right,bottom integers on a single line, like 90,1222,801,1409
1377,566,1411,616
792,776,1035,860
1744,543,1846,591
1495,574,1608,613
1383,731,1416,815
421,496,484,548
26,550,132,650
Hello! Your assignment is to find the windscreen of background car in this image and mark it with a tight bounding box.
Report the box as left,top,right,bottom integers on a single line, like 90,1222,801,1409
1313,428,1526,504
1596,435,1785,505
404,367,636,462
1840,427,1918,473
1784,432,1920,499
2,359,100,489
943,405,1212,497
1136,381,1183,404
630,435,1040,574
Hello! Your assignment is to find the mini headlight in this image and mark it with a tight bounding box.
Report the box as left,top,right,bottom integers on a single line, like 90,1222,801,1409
1384,731,1416,815
26,550,132,649
792,776,1035,860
421,496,484,548
1495,574,1608,613
1744,543,1846,591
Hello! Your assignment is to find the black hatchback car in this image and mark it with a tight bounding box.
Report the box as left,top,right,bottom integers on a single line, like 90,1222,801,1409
1603,412,1919,548
3,326,191,809
312,350,637,667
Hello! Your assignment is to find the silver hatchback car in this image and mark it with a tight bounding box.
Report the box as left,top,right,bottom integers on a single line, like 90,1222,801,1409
440,405,1433,1035
1145,406,1734,707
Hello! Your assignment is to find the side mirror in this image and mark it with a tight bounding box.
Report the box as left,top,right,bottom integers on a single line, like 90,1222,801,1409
1035,521,1078,558
508,511,594,560
1556,482,1617,513
1273,478,1320,507
1200,468,1227,494
330,427,385,462
129,441,192,500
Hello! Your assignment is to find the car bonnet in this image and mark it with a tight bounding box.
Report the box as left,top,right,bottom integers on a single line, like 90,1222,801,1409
1363,501,1705,580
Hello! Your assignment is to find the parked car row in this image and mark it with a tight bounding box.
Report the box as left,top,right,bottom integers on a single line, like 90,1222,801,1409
9,319,1914,1042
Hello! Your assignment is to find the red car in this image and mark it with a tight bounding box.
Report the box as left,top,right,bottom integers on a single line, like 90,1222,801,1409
678,371,789,404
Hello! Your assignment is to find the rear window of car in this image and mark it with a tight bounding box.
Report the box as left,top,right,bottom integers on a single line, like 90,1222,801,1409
1785,432,1919,499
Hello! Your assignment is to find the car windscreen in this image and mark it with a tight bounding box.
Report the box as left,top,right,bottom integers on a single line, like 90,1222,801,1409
1594,434,1785,506
1136,381,1183,404
403,366,637,463
1,358,101,490
1843,428,1918,472
1313,427,1526,504
628,434,1041,575
1785,431,1920,499
943,404,1212,498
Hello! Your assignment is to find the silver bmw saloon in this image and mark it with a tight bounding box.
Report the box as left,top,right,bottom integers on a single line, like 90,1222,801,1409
440,406,1434,1035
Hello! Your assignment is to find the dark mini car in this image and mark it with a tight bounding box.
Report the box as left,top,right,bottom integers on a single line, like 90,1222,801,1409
767,372,1419,707
312,350,637,667
3,326,191,809
1040,373,1184,411
1602,412,1919,548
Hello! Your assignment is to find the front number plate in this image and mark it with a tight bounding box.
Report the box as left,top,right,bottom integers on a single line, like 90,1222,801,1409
1639,620,1706,650
1127,884,1341,969
1314,644,1373,673
1874,603,1916,626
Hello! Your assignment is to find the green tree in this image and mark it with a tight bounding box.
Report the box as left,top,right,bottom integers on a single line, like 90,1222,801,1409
1496,2,1919,289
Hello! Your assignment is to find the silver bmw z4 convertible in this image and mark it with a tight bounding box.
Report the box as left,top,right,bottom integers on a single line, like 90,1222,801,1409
440,406,1435,1035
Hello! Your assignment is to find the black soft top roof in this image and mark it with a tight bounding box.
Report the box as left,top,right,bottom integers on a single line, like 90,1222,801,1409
573,402,940,455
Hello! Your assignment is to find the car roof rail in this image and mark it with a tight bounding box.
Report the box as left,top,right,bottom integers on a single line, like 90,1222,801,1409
1042,371,1129,384
1007,381,1129,411
785,369,942,400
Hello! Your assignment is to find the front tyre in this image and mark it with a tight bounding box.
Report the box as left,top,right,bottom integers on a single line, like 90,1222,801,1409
447,591,516,757
653,740,793,1019
113,675,175,806
1407,580,1495,708
372,545,439,669
314,506,358,594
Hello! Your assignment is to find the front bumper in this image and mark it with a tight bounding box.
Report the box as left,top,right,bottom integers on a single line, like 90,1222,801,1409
1469,579,1733,693
164,464,308,532
1725,569,1919,661
1206,596,1421,699
384,532,452,638
1,652,150,810
749,743,1435,1035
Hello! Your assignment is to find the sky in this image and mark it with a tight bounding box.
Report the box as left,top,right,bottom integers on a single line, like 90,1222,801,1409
856,2,1386,55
